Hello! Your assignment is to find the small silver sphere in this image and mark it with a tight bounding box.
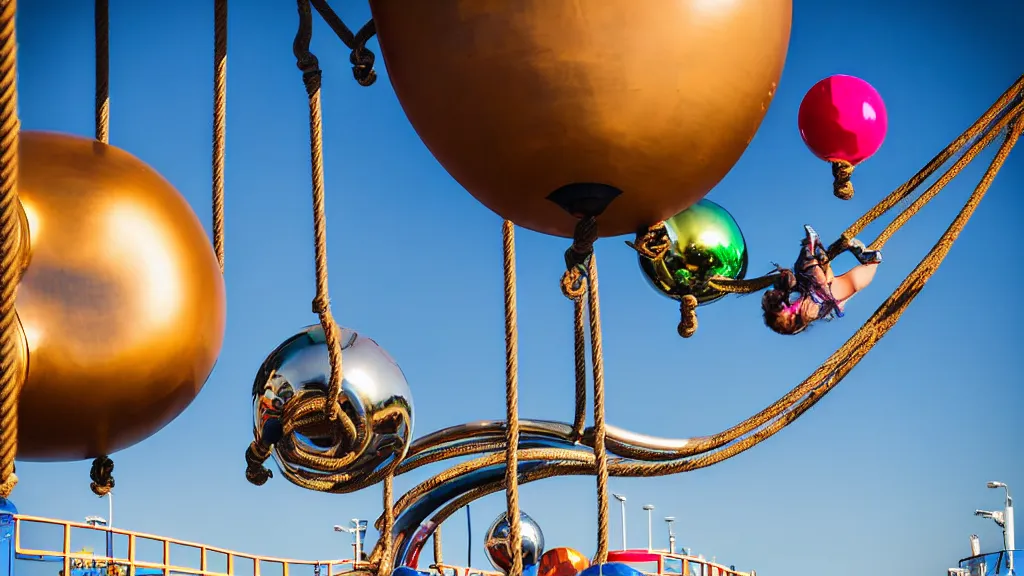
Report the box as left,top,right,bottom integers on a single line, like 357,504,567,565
251,324,414,492
484,511,545,573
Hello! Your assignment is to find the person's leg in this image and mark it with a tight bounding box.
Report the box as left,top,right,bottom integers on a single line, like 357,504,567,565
830,263,879,302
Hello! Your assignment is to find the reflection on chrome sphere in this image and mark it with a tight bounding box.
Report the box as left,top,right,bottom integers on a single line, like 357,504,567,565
251,324,413,492
484,511,545,573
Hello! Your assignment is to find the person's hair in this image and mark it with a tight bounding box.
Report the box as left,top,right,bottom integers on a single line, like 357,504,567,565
762,288,805,335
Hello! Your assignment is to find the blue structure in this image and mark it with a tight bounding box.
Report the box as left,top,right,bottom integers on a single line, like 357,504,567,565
959,551,1021,576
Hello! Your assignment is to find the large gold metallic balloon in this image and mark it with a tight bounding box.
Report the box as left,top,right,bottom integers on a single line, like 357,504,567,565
369,0,792,237
14,131,226,461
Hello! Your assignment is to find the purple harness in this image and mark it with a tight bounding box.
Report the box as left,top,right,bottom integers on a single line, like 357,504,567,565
794,243,844,321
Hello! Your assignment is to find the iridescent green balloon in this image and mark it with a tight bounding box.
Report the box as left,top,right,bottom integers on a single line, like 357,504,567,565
638,199,748,305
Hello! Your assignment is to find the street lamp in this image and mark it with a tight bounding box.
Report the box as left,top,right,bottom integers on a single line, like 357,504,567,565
664,517,676,554
987,481,1015,553
612,494,627,550
642,505,654,551
334,519,368,562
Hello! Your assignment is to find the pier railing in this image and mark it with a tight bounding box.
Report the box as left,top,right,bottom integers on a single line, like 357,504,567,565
10,514,357,576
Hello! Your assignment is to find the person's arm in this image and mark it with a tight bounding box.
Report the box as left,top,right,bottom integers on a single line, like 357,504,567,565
774,268,797,291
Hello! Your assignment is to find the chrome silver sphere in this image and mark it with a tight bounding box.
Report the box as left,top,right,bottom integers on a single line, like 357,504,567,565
251,324,414,492
484,511,545,573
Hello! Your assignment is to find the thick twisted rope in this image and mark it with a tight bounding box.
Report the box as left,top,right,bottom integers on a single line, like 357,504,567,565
294,0,344,423
0,0,20,500
242,0,349,490
585,249,610,564
212,0,227,271
94,0,109,144
88,0,116,497
307,0,377,86
502,220,523,576
562,219,595,440
831,160,854,200
559,217,610,564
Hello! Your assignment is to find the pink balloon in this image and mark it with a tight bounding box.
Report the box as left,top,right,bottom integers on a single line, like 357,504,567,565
798,74,888,165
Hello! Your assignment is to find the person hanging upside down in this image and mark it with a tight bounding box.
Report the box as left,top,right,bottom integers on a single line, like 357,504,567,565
761,225,882,335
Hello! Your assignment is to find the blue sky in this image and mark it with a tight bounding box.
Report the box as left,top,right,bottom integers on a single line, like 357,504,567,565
9,1,1024,576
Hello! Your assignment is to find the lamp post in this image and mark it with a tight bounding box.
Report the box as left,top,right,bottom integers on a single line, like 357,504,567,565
613,494,627,550
664,517,676,554
642,505,654,551
988,482,1015,553
334,519,368,562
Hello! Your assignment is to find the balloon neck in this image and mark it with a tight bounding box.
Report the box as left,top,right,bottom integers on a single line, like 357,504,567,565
547,183,622,219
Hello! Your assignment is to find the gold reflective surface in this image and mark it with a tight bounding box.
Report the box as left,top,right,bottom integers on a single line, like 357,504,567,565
15,131,226,461
370,0,792,237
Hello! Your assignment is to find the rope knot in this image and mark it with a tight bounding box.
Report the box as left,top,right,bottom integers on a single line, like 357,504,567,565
296,53,323,96
350,47,377,87
244,440,274,486
831,160,855,200
677,295,698,338
560,217,598,300
625,222,671,260
311,294,331,315
0,473,17,500
89,456,115,497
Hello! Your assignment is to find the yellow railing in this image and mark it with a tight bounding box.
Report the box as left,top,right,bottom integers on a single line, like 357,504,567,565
13,515,360,576
11,515,753,576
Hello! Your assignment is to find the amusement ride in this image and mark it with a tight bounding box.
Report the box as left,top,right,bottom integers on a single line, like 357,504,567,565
0,2,1020,576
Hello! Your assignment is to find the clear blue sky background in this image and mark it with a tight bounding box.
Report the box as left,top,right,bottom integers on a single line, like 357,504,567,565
9,2,1023,576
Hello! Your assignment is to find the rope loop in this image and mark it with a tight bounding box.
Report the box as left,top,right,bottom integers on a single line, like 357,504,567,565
560,216,598,300
677,295,698,338
89,456,115,496
625,222,671,261
350,47,376,87
831,160,855,200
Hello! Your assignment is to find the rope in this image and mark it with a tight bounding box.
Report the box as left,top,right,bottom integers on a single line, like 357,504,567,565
678,295,698,338
242,0,354,489
562,218,596,441
212,0,227,271
559,217,610,564
294,0,344,424
586,250,610,565
570,297,587,440
87,0,117,497
709,75,1024,296
501,220,523,576
307,0,377,87
831,160,854,200
89,456,115,496
0,0,21,500
377,474,394,576
94,0,109,143
432,525,442,566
